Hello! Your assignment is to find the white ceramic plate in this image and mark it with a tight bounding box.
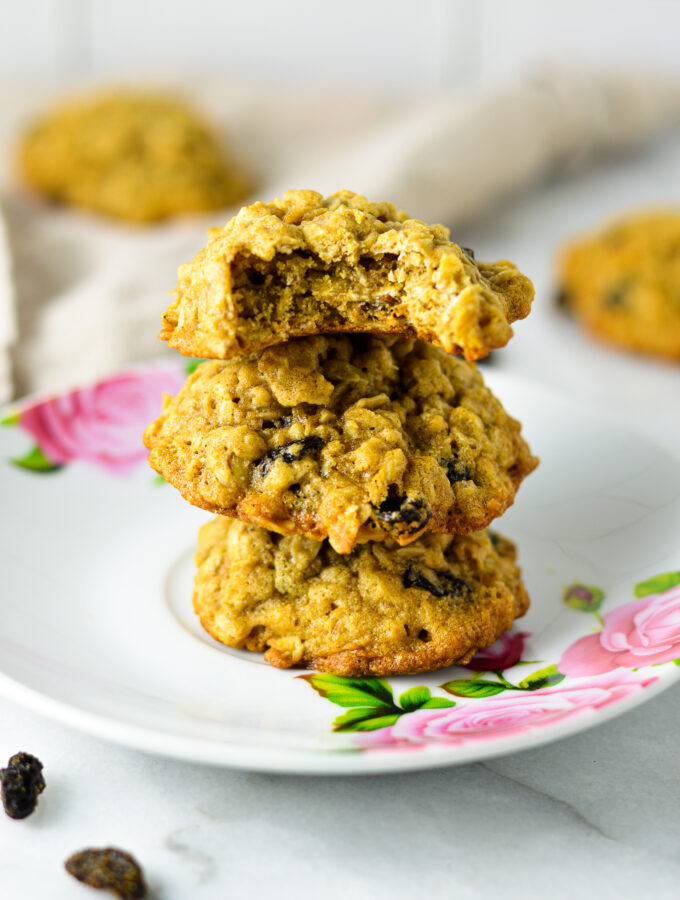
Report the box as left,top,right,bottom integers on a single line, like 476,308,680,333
0,360,679,774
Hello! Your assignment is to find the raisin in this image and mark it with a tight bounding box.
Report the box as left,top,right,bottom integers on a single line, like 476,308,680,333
261,415,293,430
278,436,323,463
460,246,476,260
359,295,397,318
402,565,471,599
489,531,501,549
358,300,384,318
555,287,570,308
440,573,472,597
403,566,439,593
255,436,323,478
605,282,630,309
373,494,432,535
0,752,45,819
65,847,147,899
442,457,473,483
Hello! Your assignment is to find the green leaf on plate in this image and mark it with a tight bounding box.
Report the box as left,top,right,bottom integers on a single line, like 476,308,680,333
301,674,394,708
11,446,62,473
673,659,680,667
517,664,565,691
345,714,401,732
152,472,167,486
398,686,432,712
419,697,456,709
332,706,397,732
186,358,206,376
0,409,20,426
440,678,507,698
634,572,680,598
562,582,605,613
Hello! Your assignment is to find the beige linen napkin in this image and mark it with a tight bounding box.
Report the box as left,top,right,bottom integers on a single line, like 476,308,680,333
1,67,679,402
0,207,15,402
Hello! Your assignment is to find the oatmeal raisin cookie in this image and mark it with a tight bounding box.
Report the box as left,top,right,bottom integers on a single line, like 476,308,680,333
18,90,251,223
144,334,537,553
161,189,534,360
193,517,529,675
558,210,680,360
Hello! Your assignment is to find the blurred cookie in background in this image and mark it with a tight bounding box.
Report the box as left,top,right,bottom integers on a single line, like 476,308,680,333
17,90,252,224
557,211,680,361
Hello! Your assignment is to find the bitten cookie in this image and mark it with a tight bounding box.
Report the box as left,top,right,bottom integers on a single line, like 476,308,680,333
193,517,529,675
144,334,537,553
558,210,680,360
160,189,534,361
18,91,251,223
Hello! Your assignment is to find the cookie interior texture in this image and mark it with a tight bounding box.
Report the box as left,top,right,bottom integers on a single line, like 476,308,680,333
559,210,680,360
160,189,534,361
18,91,251,223
194,517,529,675
144,334,538,553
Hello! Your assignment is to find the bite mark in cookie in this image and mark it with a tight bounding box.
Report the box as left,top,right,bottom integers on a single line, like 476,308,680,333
161,189,534,361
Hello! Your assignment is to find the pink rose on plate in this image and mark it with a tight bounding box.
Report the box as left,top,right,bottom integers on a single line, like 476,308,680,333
560,585,680,677
17,365,183,476
463,630,530,671
359,672,656,747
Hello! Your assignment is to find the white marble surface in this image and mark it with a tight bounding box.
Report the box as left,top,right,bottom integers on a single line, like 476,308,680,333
2,680,680,899
2,117,680,900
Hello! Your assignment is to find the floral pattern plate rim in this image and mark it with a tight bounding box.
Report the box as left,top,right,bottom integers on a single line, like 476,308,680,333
0,360,678,775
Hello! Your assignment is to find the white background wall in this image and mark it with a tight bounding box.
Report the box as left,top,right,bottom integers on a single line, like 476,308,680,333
2,0,680,92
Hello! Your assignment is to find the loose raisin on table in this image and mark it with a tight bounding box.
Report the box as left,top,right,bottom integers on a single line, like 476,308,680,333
402,565,471,599
373,494,432,536
65,847,147,900
0,752,45,820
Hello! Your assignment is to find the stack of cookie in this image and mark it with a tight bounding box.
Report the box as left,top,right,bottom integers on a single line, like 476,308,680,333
144,191,538,676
